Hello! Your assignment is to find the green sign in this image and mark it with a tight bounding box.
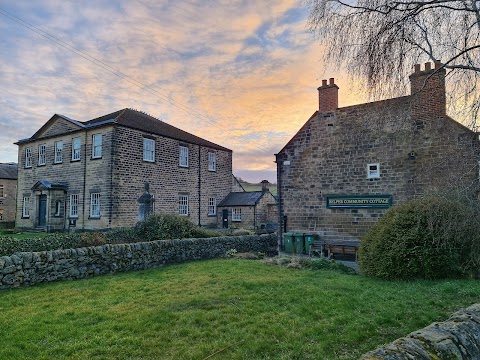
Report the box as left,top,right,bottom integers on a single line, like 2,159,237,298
326,195,392,209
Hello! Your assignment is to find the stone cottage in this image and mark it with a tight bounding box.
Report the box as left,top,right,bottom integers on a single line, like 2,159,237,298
15,108,233,231
218,181,277,229
276,62,480,243
0,163,17,223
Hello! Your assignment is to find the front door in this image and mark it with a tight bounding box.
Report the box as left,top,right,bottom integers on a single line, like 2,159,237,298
38,195,47,227
222,209,228,228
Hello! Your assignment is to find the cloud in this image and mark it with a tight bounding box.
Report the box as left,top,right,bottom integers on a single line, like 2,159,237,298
0,0,362,181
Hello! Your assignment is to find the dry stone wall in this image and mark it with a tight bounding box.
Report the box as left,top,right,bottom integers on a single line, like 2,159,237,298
361,303,480,359
0,234,277,290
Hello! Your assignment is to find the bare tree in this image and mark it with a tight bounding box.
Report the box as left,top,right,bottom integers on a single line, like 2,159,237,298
307,0,480,127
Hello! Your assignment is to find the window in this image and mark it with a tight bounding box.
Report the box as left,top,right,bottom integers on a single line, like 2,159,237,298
70,194,79,218
0,185,3,198
72,137,81,161
90,193,100,218
55,201,62,216
92,134,102,159
179,146,189,167
25,147,32,168
179,194,189,215
38,144,46,165
143,138,155,162
0,210,3,221
22,197,30,218
208,152,216,171
367,163,380,179
54,141,63,163
208,197,216,216
232,208,241,222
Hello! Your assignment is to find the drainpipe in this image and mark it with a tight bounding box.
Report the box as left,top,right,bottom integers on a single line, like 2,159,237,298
108,127,115,228
82,130,88,230
275,154,283,251
198,145,201,227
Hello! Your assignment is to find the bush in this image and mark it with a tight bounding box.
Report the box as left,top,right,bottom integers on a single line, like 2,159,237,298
264,255,357,275
359,196,480,280
134,213,220,241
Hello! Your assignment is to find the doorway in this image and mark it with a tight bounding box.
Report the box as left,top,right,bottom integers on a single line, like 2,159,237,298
38,194,47,227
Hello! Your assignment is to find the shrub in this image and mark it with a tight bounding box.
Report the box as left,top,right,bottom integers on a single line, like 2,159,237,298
264,255,357,275
359,196,480,280
134,213,220,241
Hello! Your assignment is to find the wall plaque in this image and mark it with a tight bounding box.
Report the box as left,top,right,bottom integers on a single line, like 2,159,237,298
326,195,392,209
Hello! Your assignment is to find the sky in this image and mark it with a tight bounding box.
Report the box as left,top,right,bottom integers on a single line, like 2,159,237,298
0,0,366,183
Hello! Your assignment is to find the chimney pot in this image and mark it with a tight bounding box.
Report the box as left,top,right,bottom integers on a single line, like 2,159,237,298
434,61,442,69
414,64,421,73
425,62,431,71
318,77,339,112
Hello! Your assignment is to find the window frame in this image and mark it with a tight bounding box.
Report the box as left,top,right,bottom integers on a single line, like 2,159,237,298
367,163,380,179
178,194,189,216
38,144,46,166
232,208,242,222
90,193,101,218
208,197,216,216
143,138,155,162
54,141,63,164
25,147,32,168
70,194,79,218
0,184,3,198
22,197,30,218
72,137,81,161
92,134,103,159
179,145,189,167
208,152,216,172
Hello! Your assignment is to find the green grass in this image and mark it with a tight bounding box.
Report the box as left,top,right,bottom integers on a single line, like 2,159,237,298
240,182,278,196
0,259,479,359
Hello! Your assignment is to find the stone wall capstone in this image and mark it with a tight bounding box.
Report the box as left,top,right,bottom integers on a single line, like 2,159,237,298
0,234,277,290
360,303,480,359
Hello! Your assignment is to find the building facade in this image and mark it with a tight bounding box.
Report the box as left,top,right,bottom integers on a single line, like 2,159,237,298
0,163,17,223
15,109,233,231
218,181,277,229
276,63,480,242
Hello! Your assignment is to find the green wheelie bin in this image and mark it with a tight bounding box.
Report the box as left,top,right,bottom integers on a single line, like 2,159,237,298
292,233,305,255
304,233,320,255
283,232,294,253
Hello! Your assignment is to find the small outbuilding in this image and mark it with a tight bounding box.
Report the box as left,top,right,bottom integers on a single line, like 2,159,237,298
217,181,277,229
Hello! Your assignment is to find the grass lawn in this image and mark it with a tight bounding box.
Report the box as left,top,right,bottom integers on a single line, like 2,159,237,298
0,259,479,359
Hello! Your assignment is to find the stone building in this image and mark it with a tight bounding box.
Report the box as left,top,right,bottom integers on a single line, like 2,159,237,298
15,108,233,231
0,163,17,223
276,62,480,243
218,181,277,229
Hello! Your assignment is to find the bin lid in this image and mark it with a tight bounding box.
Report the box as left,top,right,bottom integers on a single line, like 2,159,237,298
292,233,304,236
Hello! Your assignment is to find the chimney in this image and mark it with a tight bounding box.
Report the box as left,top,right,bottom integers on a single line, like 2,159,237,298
261,180,269,193
409,61,446,118
317,77,339,113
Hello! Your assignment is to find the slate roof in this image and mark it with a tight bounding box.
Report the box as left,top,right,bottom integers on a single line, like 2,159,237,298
0,163,17,180
32,180,68,190
18,108,231,152
87,108,231,151
218,191,265,207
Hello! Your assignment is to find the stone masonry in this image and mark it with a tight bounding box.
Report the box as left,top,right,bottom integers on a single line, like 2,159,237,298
0,234,277,290
276,63,480,242
15,109,233,231
0,163,17,223
361,303,480,359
